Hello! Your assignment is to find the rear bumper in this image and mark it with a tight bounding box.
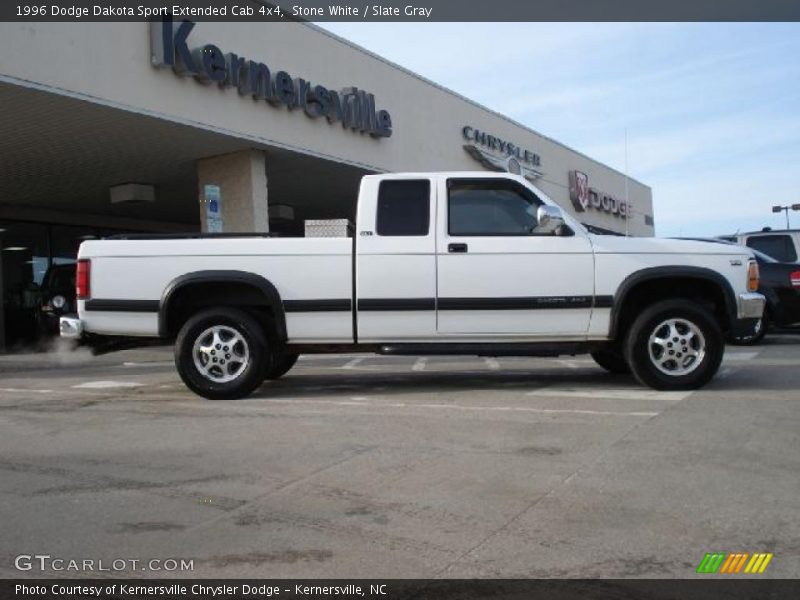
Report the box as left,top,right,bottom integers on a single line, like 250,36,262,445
738,292,766,319
59,315,84,339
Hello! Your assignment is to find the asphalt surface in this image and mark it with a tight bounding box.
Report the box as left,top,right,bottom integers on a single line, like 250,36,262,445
0,336,798,579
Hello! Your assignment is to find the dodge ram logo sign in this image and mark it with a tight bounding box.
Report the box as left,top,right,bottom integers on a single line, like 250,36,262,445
569,170,630,219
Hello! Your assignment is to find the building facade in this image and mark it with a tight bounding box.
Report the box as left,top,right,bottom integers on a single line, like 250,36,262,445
0,20,653,348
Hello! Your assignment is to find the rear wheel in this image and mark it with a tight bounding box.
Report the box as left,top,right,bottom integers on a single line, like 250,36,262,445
175,307,268,400
265,351,299,380
624,299,724,391
590,345,630,374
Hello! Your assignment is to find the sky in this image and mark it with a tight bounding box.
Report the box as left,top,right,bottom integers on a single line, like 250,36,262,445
318,22,800,237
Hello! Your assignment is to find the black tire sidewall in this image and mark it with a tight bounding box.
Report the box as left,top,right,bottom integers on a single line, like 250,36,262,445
624,300,723,391
175,308,268,400
590,346,630,374
264,351,299,380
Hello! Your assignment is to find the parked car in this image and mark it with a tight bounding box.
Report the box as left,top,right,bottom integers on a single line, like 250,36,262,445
677,238,800,344
740,250,800,343
60,172,764,399
37,263,77,336
718,229,800,263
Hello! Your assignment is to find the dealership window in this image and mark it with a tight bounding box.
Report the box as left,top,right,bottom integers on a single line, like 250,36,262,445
376,180,430,236
448,179,544,236
0,221,142,348
746,235,797,263
0,221,50,346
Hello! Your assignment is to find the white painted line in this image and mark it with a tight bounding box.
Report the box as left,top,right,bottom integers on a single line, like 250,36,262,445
261,397,658,417
724,351,760,361
557,360,581,369
341,357,365,370
412,357,427,371
717,367,735,379
123,361,173,367
484,358,500,371
0,388,53,394
72,381,143,389
526,387,692,401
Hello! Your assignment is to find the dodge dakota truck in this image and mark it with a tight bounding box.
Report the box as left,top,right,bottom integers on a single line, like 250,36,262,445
60,172,765,399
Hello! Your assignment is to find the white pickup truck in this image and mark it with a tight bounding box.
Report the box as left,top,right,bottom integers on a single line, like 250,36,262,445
61,172,765,399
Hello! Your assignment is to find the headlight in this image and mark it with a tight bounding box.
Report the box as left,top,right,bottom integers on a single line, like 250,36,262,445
51,295,67,310
747,260,759,292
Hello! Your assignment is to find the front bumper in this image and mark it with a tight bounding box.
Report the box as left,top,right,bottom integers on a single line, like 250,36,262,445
59,315,84,339
738,292,766,319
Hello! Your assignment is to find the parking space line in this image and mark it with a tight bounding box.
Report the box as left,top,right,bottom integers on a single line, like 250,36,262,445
0,388,53,394
724,351,760,361
557,360,581,369
412,357,427,371
526,387,692,401
122,361,173,367
72,381,143,389
259,397,659,417
341,357,366,370
484,358,500,370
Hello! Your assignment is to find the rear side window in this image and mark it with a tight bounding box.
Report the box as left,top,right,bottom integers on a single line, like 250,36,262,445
376,180,430,236
746,235,797,262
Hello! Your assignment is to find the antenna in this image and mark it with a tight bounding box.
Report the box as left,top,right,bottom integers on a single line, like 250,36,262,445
624,128,630,237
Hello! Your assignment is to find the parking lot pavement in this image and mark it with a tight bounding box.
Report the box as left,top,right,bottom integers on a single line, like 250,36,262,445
0,337,798,579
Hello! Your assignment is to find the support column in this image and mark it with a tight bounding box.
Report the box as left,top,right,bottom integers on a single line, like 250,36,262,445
196,150,269,233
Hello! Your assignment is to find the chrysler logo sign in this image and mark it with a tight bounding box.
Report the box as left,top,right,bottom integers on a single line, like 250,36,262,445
150,19,392,138
569,171,630,218
462,126,543,181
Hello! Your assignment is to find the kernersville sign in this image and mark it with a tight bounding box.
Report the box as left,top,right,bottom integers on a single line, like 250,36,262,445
150,19,393,138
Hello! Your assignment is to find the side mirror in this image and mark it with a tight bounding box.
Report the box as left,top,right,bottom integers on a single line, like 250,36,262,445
536,205,565,235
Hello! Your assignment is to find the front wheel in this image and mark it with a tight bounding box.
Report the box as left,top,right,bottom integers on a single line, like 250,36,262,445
624,300,724,391
175,307,268,400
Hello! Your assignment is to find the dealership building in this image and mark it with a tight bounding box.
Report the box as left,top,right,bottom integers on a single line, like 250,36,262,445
0,19,654,349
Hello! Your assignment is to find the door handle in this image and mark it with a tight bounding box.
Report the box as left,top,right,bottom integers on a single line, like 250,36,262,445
448,243,468,253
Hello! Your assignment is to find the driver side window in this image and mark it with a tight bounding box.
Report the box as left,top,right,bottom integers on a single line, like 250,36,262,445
448,179,544,236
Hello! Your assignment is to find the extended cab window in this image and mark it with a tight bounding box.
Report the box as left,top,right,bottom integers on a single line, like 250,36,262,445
376,179,430,236
746,235,797,262
448,179,544,236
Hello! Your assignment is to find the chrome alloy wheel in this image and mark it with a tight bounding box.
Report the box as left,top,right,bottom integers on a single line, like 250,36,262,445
647,318,706,376
192,325,250,383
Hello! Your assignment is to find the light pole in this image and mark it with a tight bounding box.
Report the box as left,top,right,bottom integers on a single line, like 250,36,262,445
772,204,800,229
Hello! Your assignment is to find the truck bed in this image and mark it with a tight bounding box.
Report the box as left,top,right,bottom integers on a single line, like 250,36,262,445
79,237,354,343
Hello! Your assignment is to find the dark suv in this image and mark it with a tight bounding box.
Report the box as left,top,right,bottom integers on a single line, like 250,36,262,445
37,263,76,336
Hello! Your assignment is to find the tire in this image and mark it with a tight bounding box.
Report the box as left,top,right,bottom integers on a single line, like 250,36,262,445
264,351,299,380
590,346,631,374
175,307,268,400
623,299,724,391
729,313,769,346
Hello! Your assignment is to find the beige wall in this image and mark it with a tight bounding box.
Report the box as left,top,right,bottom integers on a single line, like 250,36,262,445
0,21,653,235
